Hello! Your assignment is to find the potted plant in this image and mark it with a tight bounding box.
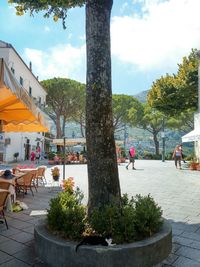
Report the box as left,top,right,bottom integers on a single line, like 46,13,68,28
13,152,19,162
51,167,60,181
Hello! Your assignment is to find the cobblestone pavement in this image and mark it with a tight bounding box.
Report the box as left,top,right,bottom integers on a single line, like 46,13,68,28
1,160,200,266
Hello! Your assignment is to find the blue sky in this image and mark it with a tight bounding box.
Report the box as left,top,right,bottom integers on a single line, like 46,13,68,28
0,0,200,95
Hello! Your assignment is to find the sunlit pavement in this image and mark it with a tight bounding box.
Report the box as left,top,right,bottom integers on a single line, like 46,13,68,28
1,160,200,266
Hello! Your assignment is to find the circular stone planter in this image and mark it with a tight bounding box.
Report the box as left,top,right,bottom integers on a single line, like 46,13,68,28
34,220,172,267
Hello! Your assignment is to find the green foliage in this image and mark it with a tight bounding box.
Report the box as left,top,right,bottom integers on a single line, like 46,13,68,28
112,94,143,131
133,194,163,239
143,152,162,160
88,194,163,244
9,0,86,29
13,152,19,162
47,188,85,240
41,78,85,138
148,49,198,116
48,152,56,160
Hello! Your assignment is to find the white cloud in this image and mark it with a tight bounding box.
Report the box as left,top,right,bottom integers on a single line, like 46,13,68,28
111,0,200,72
23,44,86,82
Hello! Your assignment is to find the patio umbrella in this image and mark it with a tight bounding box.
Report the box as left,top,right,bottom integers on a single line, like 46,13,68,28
0,58,49,132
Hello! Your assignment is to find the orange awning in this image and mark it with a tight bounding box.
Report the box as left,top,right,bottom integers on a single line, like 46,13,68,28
0,58,49,132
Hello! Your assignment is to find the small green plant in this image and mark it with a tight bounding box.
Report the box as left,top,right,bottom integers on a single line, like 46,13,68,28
133,194,163,239
13,152,19,162
88,194,163,243
47,187,85,240
47,181,163,243
48,152,56,160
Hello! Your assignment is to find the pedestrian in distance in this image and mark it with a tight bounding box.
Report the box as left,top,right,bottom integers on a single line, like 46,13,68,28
126,146,136,170
30,151,35,162
172,145,182,169
179,144,186,163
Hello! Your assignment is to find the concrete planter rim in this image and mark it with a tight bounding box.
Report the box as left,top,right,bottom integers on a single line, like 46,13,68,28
35,219,172,267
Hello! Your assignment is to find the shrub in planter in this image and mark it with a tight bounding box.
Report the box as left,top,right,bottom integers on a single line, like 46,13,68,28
47,186,85,240
47,179,163,244
88,194,163,244
133,194,163,239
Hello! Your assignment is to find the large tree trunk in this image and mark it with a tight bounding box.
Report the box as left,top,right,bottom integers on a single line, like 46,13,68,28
153,130,159,156
86,0,121,215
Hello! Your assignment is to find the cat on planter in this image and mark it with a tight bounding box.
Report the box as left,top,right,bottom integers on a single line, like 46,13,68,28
75,235,115,252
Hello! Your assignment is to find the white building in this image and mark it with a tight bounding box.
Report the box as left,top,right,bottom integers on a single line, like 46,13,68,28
182,113,200,161
0,40,48,162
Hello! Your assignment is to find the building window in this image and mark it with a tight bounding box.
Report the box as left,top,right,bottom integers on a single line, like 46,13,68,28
20,76,23,86
11,67,15,74
38,97,41,104
29,86,32,96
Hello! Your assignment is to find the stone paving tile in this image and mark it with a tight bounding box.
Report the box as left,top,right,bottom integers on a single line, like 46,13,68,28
22,226,34,235
0,234,10,244
162,253,178,265
180,231,200,242
13,246,37,265
0,239,27,255
6,220,32,230
0,227,21,237
9,232,34,244
175,246,200,262
172,255,200,267
172,229,184,236
0,250,13,265
0,258,30,267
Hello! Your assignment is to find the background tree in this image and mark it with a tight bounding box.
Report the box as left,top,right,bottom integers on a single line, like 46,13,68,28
72,85,86,137
12,0,121,214
167,109,194,133
112,94,143,133
41,78,84,138
128,104,165,156
148,49,198,116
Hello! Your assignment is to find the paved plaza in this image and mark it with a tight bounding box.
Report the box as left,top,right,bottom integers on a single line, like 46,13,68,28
1,160,200,266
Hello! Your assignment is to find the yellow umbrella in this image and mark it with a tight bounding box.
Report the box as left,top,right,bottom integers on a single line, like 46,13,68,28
0,58,49,132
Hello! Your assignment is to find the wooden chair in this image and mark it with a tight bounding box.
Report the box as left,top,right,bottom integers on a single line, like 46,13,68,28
0,181,10,190
36,166,47,186
0,181,15,203
0,190,9,229
16,171,37,198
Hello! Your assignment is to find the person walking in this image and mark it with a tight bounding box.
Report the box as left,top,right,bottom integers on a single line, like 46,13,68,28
172,145,182,169
126,146,136,170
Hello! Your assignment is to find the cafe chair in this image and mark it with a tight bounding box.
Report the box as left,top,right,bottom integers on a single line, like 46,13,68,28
36,166,47,186
16,171,37,198
0,190,9,229
0,181,10,190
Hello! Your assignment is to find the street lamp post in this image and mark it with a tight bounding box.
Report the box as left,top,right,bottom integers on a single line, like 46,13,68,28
124,125,128,152
161,118,165,162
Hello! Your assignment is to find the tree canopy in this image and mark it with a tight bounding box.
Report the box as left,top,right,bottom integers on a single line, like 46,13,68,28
128,104,165,155
8,0,86,28
41,78,85,138
148,49,198,116
112,94,142,132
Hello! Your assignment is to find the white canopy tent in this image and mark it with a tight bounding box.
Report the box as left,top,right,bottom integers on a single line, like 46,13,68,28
182,128,200,143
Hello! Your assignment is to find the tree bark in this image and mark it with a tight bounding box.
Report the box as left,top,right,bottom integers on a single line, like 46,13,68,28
86,0,121,215
153,130,159,156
